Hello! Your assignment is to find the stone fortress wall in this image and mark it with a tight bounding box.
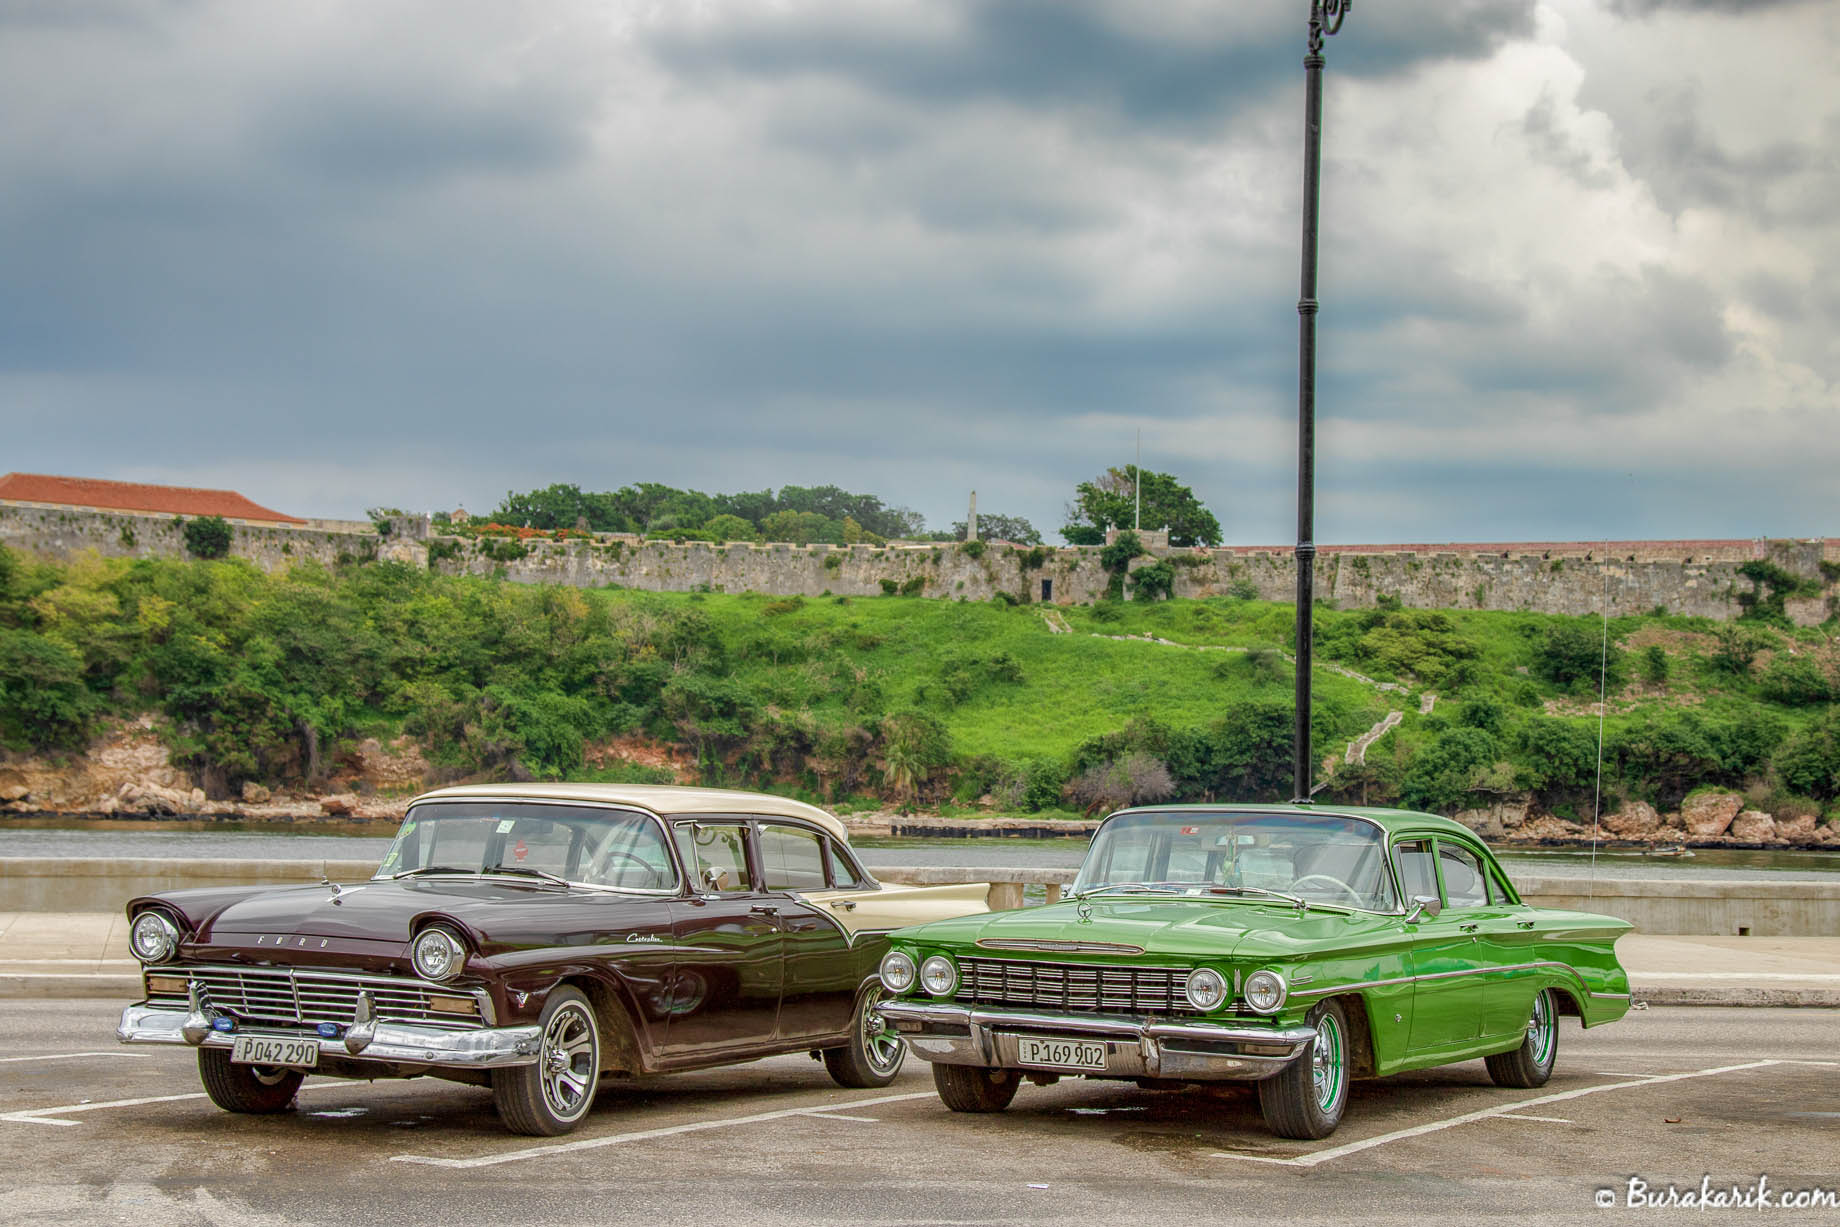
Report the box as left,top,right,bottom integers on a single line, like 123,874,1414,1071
4,504,1836,625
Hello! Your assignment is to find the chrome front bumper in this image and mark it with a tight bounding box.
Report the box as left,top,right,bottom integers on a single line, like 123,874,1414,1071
875,1000,1315,1082
117,1003,542,1070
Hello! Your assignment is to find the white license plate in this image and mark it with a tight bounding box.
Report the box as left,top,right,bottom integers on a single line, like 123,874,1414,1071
231,1035,319,1068
1015,1036,1108,1071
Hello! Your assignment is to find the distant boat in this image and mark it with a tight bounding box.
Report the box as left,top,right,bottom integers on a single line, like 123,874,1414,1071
1642,844,1691,858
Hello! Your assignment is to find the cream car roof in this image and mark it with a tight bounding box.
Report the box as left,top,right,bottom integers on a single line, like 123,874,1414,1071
409,783,851,844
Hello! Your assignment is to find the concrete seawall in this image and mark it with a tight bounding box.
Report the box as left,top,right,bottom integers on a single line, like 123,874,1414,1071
5,858,1834,936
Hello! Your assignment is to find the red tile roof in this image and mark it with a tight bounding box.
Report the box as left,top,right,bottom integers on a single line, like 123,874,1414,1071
0,473,304,524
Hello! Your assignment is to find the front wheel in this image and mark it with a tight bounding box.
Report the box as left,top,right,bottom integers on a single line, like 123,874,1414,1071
1486,987,1559,1088
197,1048,304,1114
1257,998,1350,1140
823,985,906,1088
933,1064,1021,1113
491,986,602,1136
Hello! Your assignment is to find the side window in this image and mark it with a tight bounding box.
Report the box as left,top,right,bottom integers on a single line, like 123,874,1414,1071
825,838,871,889
1396,839,1437,904
759,824,828,891
675,823,753,892
1437,842,1490,908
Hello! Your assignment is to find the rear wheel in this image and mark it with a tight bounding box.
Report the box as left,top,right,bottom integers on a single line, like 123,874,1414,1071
1486,987,1559,1088
933,1064,1021,1113
1257,998,1350,1140
823,984,906,1088
197,1048,304,1114
492,987,601,1136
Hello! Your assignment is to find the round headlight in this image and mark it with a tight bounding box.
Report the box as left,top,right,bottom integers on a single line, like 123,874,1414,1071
129,911,179,964
411,928,465,981
919,955,958,997
1184,967,1228,1012
879,950,917,994
1244,969,1288,1014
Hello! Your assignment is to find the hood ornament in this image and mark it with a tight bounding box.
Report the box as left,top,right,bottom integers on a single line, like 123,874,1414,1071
1076,897,1093,923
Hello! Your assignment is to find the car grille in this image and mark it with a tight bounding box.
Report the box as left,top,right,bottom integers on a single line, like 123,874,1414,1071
957,957,1196,1015
149,966,486,1031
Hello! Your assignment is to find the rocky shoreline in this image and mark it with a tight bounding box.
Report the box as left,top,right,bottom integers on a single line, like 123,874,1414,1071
3,718,1834,850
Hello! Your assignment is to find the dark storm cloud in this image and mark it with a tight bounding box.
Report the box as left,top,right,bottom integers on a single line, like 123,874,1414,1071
646,0,1535,137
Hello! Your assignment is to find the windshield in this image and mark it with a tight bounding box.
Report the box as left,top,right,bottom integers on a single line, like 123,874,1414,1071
378,802,679,892
1071,810,1399,912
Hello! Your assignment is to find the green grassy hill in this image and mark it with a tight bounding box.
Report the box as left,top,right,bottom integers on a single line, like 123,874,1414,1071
2,546,1836,828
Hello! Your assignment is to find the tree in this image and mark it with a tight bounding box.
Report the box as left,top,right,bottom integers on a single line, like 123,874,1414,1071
182,516,233,560
951,514,1041,545
1062,466,1222,547
702,515,758,543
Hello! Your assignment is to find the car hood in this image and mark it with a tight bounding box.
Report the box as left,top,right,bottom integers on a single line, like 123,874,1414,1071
160,878,664,949
898,898,1401,961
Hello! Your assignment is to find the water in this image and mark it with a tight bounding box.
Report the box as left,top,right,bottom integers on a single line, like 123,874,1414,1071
2,822,1835,881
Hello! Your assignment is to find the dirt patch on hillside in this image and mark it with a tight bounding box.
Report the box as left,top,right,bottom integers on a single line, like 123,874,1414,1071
585,734,697,781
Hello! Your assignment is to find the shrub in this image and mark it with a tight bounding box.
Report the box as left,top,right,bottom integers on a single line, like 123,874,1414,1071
1708,625,1766,676
1531,620,1623,692
959,540,986,560
1758,654,1832,706
761,597,805,617
1066,752,1175,814
1640,643,1669,685
0,629,98,750
1227,578,1260,602
879,578,899,596
1129,559,1175,602
899,576,925,597
1775,709,1840,801
1399,727,1500,814
182,516,233,560
425,539,462,564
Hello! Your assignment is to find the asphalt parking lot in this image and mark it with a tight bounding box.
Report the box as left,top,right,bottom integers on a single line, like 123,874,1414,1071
0,1002,1833,1226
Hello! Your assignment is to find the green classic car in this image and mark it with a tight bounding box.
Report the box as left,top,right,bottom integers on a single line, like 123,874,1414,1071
875,804,1633,1139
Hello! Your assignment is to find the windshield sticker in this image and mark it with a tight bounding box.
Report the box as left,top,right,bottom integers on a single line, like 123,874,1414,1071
496,819,516,834
380,850,399,871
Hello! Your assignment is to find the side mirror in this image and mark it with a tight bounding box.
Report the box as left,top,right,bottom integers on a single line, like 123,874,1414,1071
701,866,728,892
1404,894,1442,924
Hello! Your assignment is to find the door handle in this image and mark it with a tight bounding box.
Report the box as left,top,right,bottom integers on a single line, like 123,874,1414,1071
829,900,857,911
1516,920,1536,930
749,905,780,918
1459,922,1479,933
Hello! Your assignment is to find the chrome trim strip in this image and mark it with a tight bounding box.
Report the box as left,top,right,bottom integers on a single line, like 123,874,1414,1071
1288,959,1611,999
1589,991,1632,1000
976,939,1147,954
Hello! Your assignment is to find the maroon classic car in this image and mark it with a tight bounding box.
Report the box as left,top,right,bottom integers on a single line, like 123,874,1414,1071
117,784,987,1134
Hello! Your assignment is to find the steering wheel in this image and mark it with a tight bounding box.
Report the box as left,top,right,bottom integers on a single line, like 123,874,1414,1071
1291,874,1364,907
590,848,659,886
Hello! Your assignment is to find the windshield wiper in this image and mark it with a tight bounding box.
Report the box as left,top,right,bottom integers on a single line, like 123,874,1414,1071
1205,885,1313,911
482,865,571,888
1072,881,1205,901
391,865,476,879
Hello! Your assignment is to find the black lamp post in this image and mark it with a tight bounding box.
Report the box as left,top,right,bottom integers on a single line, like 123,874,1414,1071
1292,0,1350,804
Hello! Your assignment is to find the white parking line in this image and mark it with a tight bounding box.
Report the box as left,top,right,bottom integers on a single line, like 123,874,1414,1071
1495,1114,1573,1123
798,1110,881,1123
1212,1060,1779,1168
392,1090,936,1168
0,1052,149,1064
2,1092,207,1128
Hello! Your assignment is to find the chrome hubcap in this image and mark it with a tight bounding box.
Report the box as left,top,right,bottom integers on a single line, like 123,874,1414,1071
862,987,903,1074
1311,1013,1345,1114
1528,991,1555,1067
540,1003,597,1120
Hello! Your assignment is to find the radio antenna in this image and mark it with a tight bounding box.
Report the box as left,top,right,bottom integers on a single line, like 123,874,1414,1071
1588,550,1610,904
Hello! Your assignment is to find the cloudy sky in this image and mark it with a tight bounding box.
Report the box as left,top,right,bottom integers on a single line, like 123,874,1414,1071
3,0,1834,544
